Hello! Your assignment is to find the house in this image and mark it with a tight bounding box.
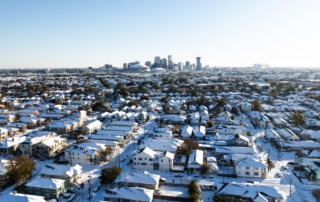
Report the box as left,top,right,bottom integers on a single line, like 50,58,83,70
278,129,299,141
187,149,204,171
0,127,8,141
0,193,46,202
5,122,26,132
47,121,74,134
64,140,113,165
227,134,252,147
25,177,66,199
153,185,189,201
0,159,8,188
141,137,183,153
115,171,160,190
34,136,67,158
104,187,154,202
216,125,246,136
109,120,139,131
216,182,284,201
194,126,206,139
83,120,102,134
235,157,267,178
158,151,174,171
18,132,56,156
133,147,156,170
153,126,172,138
0,136,27,156
40,164,82,187
181,125,193,138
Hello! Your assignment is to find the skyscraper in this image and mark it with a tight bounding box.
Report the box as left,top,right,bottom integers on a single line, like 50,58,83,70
154,56,161,65
196,57,202,70
168,55,173,69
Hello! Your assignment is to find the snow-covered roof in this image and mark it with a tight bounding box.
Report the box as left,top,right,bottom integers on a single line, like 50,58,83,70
0,193,46,202
26,177,65,190
116,171,160,185
40,164,82,177
236,157,267,168
104,187,154,202
188,149,204,169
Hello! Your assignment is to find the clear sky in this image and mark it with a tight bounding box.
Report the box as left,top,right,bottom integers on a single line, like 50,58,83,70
1,0,320,68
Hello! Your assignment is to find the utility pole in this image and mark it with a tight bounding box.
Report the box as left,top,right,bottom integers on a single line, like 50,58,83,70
290,178,292,197
88,174,91,200
118,146,120,168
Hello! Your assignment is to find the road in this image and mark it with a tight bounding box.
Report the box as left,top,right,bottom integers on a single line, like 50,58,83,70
75,118,157,201
255,131,313,202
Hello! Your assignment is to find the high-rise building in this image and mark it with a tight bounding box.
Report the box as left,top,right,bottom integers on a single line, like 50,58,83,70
185,61,190,67
161,58,168,68
154,56,161,65
178,62,183,71
123,63,128,70
196,57,202,70
168,55,173,69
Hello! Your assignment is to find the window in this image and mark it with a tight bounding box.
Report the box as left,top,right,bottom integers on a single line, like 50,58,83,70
246,167,250,170
149,158,153,161
254,172,259,176
161,159,163,162
245,171,250,175
134,157,136,160
145,158,147,160
134,163,136,165
139,158,142,160
255,167,259,170
141,163,147,165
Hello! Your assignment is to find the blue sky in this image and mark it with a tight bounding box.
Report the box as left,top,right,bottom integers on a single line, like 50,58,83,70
1,0,320,68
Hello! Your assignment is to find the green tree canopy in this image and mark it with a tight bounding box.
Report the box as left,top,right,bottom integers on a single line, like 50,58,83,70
99,166,122,185
5,156,37,186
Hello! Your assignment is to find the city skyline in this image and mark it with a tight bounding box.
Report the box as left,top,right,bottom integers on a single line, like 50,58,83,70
1,0,320,68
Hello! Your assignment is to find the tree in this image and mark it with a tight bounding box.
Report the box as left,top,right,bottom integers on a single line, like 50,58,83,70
15,113,21,122
312,189,320,202
97,148,113,161
200,163,213,175
178,139,199,156
5,156,37,186
266,158,274,171
188,180,202,202
251,100,261,111
206,120,214,128
292,112,306,127
99,166,122,185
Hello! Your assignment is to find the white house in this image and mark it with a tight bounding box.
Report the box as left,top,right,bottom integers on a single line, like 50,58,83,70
133,147,156,170
235,157,267,178
187,149,204,171
158,151,174,171
83,120,102,134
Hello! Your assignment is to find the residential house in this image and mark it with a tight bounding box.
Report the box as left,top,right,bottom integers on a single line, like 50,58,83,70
115,171,160,190
104,187,154,202
235,157,267,178
133,147,156,170
25,177,66,199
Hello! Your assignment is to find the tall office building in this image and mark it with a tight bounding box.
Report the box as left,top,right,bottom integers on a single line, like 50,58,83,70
161,58,168,68
154,56,161,65
196,57,202,70
178,62,183,71
168,55,173,69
